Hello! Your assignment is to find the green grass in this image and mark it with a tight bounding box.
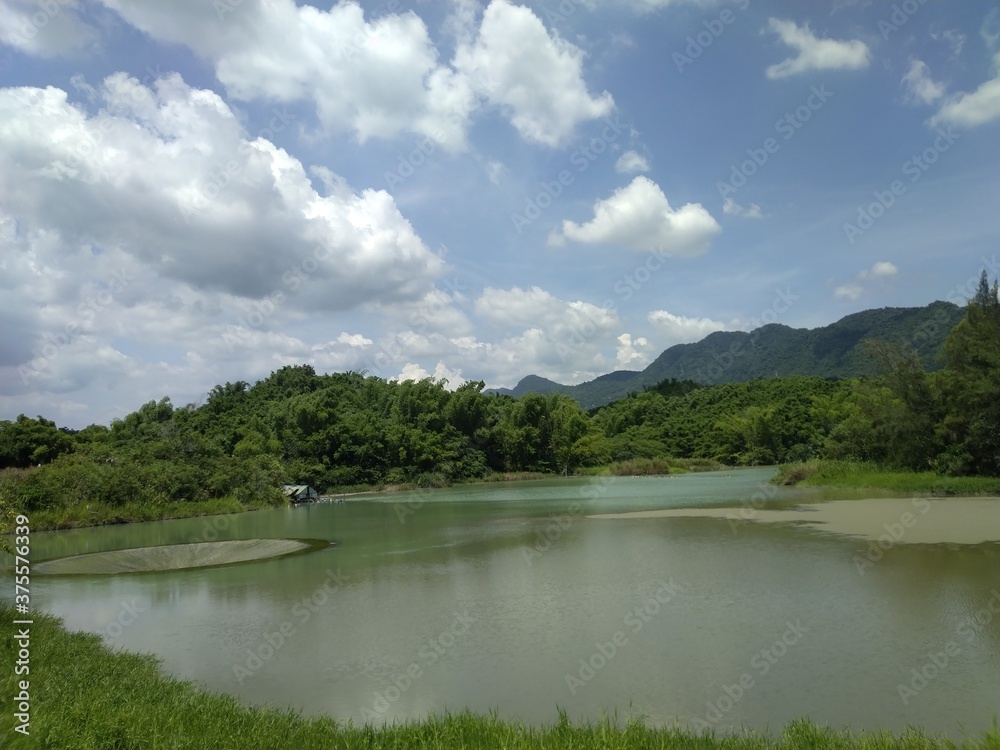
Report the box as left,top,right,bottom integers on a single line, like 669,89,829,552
605,458,681,476
593,457,727,477
6,604,993,750
773,460,1000,495
23,495,280,532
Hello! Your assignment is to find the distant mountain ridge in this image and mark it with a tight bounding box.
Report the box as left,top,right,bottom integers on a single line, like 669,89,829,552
489,301,965,409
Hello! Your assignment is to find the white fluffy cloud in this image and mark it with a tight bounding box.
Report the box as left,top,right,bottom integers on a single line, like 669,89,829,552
902,60,946,105
864,261,899,279
834,261,898,300
647,310,729,345
475,285,618,337
929,52,1000,128
100,0,476,150
454,0,614,147
615,150,650,174
393,361,465,386
723,198,763,219
764,18,870,79
615,333,651,369
0,74,444,308
0,72,455,424
98,0,612,150
556,176,720,254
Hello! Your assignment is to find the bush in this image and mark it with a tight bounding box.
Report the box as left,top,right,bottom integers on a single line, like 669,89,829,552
607,458,675,476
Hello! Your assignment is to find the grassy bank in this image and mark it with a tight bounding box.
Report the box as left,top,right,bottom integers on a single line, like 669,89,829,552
2,604,996,750
773,460,1000,495
18,495,281,532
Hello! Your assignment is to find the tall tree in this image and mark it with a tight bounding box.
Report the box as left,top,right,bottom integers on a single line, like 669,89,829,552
937,272,1000,475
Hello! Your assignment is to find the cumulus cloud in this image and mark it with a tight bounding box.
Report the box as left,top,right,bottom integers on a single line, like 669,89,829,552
615,333,651,368
723,198,764,219
647,310,729,345
97,0,612,150
834,261,898,300
393,361,464,386
0,73,444,309
764,18,869,79
833,283,863,301
902,60,945,105
863,261,899,279
929,52,1000,128
556,176,720,255
615,150,650,174
336,332,373,348
454,0,614,147
475,285,618,337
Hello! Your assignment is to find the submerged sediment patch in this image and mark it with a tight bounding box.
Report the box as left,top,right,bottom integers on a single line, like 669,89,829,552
588,497,1000,544
33,538,327,575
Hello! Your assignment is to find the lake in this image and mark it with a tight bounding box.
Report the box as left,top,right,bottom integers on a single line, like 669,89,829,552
20,469,1000,737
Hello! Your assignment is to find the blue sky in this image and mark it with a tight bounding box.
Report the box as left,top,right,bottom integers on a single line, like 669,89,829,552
1,0,998,428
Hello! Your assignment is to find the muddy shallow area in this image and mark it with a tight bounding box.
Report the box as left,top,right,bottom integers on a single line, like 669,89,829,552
588,496,1000,544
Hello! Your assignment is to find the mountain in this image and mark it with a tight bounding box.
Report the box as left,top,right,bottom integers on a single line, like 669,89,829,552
489,301,965,409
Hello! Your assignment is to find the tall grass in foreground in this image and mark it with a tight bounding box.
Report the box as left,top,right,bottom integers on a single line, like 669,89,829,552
3,604,996,750
773,460,1000,495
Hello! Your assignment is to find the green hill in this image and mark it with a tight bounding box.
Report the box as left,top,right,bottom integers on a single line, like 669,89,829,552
494,301,964,408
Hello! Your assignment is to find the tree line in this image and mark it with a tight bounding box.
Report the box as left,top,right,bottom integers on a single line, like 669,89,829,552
1,274,996,516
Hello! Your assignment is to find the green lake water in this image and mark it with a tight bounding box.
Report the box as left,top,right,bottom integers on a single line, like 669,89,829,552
13,469,1000,736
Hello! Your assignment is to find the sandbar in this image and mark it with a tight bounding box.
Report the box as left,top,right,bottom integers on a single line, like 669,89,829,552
34,538,316,575
588,497,1000,544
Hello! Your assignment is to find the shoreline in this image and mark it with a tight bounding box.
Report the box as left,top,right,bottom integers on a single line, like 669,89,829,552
10,463,999,534
588,496,1000,545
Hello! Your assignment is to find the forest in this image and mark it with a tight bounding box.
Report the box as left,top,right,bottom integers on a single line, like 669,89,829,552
1,275,997,524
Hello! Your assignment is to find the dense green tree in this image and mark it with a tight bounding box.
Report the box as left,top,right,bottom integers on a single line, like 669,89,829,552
936,272,1000,475
0,415,74,468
